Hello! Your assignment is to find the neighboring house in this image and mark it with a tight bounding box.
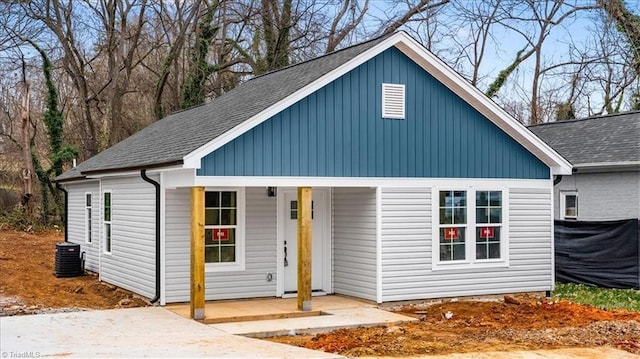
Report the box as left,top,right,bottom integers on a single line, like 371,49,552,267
530,112,640,221
56,31,571,307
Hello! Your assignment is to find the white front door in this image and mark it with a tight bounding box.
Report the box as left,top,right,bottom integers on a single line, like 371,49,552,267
280,188,330,294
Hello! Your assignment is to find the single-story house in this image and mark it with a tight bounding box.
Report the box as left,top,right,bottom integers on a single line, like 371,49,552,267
56,31,571,314
530,112,640,221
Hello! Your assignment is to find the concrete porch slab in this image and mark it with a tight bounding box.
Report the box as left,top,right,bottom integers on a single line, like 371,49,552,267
211,307,418,338
166,295,376,324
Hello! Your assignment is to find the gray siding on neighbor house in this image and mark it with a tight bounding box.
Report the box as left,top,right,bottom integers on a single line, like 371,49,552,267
65,181,100,272
164,187,277,303
380,185,553,302
554,171,640,220
99,175,157,299
332,188,377,301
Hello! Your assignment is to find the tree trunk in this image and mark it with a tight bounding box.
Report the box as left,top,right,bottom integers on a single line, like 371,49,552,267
20,64,34,217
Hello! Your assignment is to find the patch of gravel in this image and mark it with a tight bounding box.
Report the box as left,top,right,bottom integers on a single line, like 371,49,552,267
0,295,87,317
480,320,640,351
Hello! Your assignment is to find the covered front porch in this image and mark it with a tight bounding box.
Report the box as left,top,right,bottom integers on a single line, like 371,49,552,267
183,185,375,319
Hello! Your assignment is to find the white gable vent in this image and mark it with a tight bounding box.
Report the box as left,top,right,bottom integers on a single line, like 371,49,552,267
382,83,405,119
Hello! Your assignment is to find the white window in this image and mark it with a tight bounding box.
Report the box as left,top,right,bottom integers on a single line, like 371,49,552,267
103,191,112,253
85,193,92,243
204,188,245,271
382,83,405,119
433,187,508,269
560,192,578,220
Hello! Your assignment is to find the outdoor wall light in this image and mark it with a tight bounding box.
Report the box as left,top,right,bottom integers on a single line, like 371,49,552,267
267,187,277,197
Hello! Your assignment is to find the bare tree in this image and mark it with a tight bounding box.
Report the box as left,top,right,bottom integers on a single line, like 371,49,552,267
491,0,599,124
381,0,451,36
150,0,203,119
325,0,370,53
19,56,34,214
450,0,504,87
17,0,101,156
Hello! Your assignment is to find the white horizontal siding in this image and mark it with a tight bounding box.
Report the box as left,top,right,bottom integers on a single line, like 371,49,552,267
64,181,99,272
380,188,431,302
333,188,377,301
381,184,553,302
99,175,158,299
164,187,277,303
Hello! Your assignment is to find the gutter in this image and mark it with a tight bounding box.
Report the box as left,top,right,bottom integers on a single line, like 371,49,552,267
56,184,69,242
141,169,161,304
553,175,563,186
572,161,640,173
55,160,183,184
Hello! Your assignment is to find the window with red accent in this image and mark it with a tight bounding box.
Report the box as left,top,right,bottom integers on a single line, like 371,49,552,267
475,191,502,260
436,189,506,266
439,190,467,261
204,191,237,263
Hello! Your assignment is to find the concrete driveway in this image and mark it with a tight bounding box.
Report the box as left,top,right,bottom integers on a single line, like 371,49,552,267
0,307,341,358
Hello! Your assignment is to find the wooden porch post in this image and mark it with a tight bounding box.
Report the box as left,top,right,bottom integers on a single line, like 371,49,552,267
190,186,205,320
297,187,312,311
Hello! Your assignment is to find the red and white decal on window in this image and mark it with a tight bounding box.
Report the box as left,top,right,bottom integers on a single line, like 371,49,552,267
212,228,229,241
479,227,495,239
444,227,459,240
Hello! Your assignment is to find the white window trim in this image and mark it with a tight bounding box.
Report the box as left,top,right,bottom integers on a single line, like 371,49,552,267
103,190,112,255
204,187,246,272
431,186,509,270
560,191,578,220
85,192,92,244
382,83,406,119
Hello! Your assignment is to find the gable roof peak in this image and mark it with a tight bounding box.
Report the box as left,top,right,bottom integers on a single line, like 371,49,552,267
56,29,572,182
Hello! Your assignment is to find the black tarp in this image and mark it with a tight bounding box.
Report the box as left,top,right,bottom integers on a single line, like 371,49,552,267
555,219,640,289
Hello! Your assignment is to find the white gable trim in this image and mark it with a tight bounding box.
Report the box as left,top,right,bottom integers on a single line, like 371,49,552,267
182,32,572,175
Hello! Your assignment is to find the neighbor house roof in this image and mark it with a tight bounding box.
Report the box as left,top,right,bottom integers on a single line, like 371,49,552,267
57,31,572,182
529,111,640,170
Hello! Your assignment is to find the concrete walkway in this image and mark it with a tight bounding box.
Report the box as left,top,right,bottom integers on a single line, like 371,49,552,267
0,307,341,358
212,307,417,337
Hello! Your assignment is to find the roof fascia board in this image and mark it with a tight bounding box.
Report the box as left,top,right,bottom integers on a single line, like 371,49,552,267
576,161,640,168
55,176,87,183
574,161,640,172
182,33,407,169
193,175,550,189
83,165,185,180
394,35,572,175
57,178,97,185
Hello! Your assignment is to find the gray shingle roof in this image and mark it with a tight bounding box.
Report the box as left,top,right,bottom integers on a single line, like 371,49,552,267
56,34,390,182
529,111,640,167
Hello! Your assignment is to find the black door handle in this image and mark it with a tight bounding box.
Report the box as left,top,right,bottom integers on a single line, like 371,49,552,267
284,245,288,267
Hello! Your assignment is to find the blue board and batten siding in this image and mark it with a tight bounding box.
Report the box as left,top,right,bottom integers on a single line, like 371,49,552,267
199,47,549,179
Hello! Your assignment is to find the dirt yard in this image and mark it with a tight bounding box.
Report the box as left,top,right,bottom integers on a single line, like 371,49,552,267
269,297,640,356
1,229,639,356
0,228,148,315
